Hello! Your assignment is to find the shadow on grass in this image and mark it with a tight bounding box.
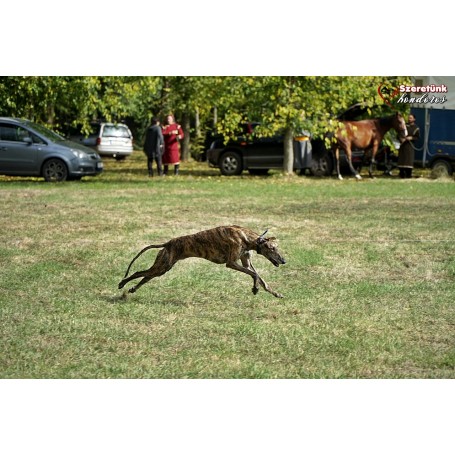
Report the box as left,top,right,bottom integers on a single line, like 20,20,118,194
102,291,191,307
105,291,130,304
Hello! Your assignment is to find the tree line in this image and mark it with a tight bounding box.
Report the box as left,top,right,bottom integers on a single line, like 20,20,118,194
0,76,410,173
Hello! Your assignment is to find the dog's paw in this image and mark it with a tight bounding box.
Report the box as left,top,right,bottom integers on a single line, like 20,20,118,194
252,287,259,295
128,287,137,294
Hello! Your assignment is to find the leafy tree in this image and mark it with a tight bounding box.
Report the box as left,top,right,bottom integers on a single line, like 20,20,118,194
154,76,229,160
0,76,102,134
211,76,412,174
0,76,411,170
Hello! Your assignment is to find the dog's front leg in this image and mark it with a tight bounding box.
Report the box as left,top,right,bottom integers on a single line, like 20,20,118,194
227,261,283,298
240,254,261,295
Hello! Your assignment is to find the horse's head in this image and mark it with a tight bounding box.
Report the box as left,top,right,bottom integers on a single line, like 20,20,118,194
393,112,408,138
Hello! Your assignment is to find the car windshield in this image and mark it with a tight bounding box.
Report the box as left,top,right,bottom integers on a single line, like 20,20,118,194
102,125,130,138
25,121,66,141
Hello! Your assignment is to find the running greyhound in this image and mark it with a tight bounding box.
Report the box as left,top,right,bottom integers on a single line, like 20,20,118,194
118,225,286,298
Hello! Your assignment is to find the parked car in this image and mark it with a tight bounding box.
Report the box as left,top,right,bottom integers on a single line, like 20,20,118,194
68,122,133,160
0,117,103,182
206,123,313,176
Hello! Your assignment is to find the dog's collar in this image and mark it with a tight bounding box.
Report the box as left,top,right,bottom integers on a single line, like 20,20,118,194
255,241,263,253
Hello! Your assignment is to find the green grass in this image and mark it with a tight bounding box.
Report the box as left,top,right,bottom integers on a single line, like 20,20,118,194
1,153,454,378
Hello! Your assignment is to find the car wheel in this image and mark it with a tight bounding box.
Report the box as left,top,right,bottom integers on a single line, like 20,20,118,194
42,159,68,182
310,151,334,177
431,160,453,178
220,151,242,176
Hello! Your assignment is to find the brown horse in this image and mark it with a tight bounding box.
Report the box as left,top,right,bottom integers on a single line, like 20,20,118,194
333,112,408,180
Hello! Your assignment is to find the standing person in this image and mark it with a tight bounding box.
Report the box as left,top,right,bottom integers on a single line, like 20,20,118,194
162,114,184,175
144,117,164,177
398,113,420,178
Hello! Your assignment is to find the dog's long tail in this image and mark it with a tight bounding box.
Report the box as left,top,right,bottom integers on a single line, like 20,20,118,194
123,243,166,278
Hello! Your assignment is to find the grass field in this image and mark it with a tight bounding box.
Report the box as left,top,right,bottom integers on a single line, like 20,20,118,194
1,153,454,378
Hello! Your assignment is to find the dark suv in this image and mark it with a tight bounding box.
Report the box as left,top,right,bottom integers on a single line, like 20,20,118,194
206,123,313,176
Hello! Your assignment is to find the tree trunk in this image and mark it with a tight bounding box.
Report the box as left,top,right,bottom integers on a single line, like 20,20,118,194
195,107,201,139
181,112,191,161
283,126,294,174
212,106,218,128
47,104,55,126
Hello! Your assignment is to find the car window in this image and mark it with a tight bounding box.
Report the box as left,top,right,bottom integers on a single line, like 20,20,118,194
0,124,18,141
0,123,32,142
102,125,131,138
30,132,46,144
0,123,47,145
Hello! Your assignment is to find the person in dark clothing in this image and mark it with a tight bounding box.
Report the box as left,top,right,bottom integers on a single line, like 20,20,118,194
144,117,164,177
398,113,420,178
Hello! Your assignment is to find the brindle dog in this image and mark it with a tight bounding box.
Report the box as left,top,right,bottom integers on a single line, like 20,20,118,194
118,225,286,298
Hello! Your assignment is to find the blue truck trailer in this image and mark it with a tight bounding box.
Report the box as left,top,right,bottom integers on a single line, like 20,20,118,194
410,76,455,176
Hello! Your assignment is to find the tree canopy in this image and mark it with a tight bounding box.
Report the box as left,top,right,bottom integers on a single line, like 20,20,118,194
0,76,411,172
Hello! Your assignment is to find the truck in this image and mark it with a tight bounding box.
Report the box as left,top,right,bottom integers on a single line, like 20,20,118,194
410,76,455,176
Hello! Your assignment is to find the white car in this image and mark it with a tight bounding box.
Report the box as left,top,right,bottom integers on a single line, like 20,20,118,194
70,122,133,160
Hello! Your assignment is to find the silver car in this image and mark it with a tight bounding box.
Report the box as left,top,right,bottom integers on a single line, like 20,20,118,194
70,122,134,160
0,117,103,182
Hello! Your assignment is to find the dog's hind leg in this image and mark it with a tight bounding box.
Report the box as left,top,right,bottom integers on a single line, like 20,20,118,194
118,249,176,293
127,274,156,294
118,269,148,290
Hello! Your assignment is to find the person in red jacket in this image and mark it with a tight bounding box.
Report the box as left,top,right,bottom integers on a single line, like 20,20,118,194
162,114,184,175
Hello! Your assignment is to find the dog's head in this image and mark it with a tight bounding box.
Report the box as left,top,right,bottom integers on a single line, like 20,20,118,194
256,230,286,267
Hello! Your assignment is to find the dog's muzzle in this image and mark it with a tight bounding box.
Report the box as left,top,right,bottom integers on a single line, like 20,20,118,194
271,257,286,267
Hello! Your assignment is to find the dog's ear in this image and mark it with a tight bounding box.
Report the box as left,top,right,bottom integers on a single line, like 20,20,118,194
267,237,276,241
259,228,269,239
257,228,270,245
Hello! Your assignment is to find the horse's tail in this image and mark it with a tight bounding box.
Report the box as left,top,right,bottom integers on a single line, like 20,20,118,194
123,243,166,278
